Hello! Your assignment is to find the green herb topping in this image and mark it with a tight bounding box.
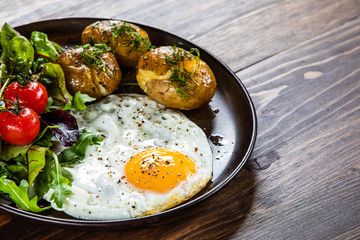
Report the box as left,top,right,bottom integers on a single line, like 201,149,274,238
79,43,114,78
165,46,201,99
112,23,153,53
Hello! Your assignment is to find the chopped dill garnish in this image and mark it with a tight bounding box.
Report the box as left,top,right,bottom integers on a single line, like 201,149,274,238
165,46,201,100
79,43,114,78
112,23,153,53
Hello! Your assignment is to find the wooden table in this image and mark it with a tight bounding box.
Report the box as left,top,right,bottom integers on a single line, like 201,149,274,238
1,0,359,239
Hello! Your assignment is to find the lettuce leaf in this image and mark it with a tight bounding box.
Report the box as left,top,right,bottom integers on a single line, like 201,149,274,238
30,31,59,62
27,145,48,188
30,31,62,73
39,63,73,105
0,144,31,162
0,23,34,75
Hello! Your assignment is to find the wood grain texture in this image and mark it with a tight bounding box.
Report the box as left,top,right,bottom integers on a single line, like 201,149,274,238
0,0,360,239
238,16,360,239
1,0,359,70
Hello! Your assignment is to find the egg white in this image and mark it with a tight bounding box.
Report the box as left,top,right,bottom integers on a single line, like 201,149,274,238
44,94,212,220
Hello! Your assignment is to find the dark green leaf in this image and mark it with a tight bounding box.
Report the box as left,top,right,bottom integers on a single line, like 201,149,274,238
0,144,31,162
0,23,34,75
59,129,103,166
0,162,20,183
39,63,73,105
6,164,27,180
30,31,59,61
2,36,34,75
33,152,52,199
35,130,54,148
0,22,20,52
32,55,50,73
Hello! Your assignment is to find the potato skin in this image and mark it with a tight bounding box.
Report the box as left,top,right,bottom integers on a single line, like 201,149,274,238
136,46,217,110
81,20,151,67
55,47,122,99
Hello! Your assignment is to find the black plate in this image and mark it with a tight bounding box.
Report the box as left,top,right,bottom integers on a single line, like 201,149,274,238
0,18,257,229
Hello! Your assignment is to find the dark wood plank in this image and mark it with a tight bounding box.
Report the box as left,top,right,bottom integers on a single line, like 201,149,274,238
0,1,359,239
1,11,359,240
238,16,360,239
1,0,359,71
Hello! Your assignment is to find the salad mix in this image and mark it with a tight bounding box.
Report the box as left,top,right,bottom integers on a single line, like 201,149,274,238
0,23,102,212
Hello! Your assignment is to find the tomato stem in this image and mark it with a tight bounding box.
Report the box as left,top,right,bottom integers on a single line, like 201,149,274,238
0,94,23,115
0,77,11,100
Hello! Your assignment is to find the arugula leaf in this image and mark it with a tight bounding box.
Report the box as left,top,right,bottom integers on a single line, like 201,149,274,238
69,92,96,111
43,97,54,114
48,151,72,208
0,176,51,212
59,129,103,166
27,145,48,188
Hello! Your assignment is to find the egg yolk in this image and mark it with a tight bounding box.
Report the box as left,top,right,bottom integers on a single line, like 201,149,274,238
125,149,196,193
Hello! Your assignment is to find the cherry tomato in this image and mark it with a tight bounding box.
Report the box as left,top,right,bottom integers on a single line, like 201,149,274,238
0,107,40,146
4,81,48,115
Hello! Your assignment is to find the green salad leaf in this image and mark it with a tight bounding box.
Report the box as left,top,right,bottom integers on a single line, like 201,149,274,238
0,162,20,183
67,92,96,111
7,36,34,75
0,23,103,213
59,129,103,166
0,22,20,53
0,61,6,79
0,144,31,162
27,145,48,188
30,31,63,72
0,23,34,75
48,151,72,208
6,164,27,180
30,31,59,61
39,62,73,105
0,176,51,212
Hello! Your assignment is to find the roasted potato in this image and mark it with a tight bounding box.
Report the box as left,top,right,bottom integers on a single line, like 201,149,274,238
136,46,217,110
81,20,151,67
55,45,122,99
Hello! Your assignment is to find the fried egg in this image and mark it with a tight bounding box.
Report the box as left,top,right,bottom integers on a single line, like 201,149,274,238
45,94,212,220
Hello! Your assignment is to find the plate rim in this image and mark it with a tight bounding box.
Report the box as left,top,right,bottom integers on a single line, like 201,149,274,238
0,17,257,228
